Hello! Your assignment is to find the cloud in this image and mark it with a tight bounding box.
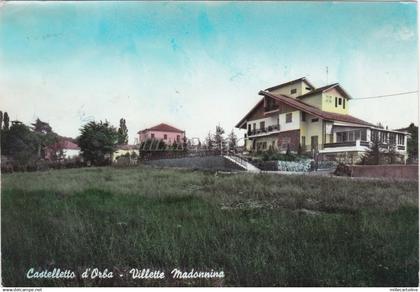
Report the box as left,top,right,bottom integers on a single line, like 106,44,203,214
372,24,416,42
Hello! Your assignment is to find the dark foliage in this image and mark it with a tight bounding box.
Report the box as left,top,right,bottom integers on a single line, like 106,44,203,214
77,121,118,166
117,118,129,145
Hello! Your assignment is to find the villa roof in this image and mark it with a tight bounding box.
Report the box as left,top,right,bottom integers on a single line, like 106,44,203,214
137,123,184,134
235,90,374,128
265,77,316,92
50,137,80,150
297,83,352,100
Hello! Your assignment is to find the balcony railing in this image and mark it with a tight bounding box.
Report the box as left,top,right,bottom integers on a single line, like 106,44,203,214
324,140,406,151
324,141,357,148
247,125,280,138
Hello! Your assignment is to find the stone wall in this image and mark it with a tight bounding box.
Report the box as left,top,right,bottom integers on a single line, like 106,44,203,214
350,164,418,180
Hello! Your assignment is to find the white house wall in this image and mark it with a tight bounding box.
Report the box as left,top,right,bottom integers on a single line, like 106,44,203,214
246,116,278,130
279,110,300,132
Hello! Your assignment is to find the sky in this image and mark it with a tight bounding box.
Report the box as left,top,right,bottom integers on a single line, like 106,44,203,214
0,1,418,144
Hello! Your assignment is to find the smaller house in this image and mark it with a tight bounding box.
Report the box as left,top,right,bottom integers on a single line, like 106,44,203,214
113,144,139,162
45,137,80,160
137,123,186,145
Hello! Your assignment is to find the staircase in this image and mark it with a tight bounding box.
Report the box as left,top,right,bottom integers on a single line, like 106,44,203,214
224,155,261,173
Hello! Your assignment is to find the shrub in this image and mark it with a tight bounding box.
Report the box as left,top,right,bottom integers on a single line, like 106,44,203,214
277,160,312,172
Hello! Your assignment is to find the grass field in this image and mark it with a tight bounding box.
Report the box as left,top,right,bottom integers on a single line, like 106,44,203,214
1,166,418,287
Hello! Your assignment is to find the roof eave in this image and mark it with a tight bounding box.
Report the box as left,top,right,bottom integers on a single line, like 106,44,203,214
265,77,315,92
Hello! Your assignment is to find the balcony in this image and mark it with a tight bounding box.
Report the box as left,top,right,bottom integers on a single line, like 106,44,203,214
323,140,406,152
247,125,281,138
324,141,357,148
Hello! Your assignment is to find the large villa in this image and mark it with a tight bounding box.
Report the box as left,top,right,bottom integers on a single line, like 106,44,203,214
235,77,408,162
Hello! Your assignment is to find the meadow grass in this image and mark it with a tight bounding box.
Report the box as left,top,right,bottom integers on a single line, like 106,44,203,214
1,166,418,286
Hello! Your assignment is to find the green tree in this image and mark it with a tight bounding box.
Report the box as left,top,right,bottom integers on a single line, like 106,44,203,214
139,138,165,151
77,121,119,165
1,121,39,165
227,130,238,151
360,133,381,165
3,112,10,130
31,118,52,134
407,123,418,161
31,118,58,158
205,131,215,150
214,125,225,151
117,118,129,145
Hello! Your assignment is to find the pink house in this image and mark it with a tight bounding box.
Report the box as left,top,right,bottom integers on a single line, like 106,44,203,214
137,123,186,145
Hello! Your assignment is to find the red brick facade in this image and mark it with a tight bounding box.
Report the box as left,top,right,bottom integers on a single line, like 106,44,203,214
277,130,300,152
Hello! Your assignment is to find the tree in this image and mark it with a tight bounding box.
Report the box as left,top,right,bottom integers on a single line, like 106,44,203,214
139,138,165,151
171,140,179,151
31,118,52,134
77,121,119,165
1,121,39,165
3,112,9,130
214,125,225,151
205,131,215,150
407,123,418,161
0,111,3,129
227,130,238,152
360,134,381,165
117,118,129,145
30,118,58,158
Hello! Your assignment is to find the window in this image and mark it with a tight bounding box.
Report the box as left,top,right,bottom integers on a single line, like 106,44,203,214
301,112,306,122
397,134,404,145
151,133,155,139
302,136,306,147
290,88,297,94
311,118,319,123
260,121,265,130
177,135,180,142
379,131,386,143
335,97,338,107
336,130,365,142
361,129,367,141
336,132,346,142
280,137,291,151
286,113,292,123
253,123,256,131
248,124,251,132
389,133,396,145
343,98,346,109
371,130,378,142
311,136,319,150
265,98,277,111
164,134,167,140
338,98,342,106
305,87,312,91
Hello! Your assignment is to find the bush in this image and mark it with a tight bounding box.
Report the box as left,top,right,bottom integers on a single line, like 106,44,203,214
277,160,312,172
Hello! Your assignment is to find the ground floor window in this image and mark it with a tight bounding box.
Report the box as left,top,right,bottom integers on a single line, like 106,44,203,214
311,136,318,150
256,141,267,151
397,134,404,145
279,137,291,151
